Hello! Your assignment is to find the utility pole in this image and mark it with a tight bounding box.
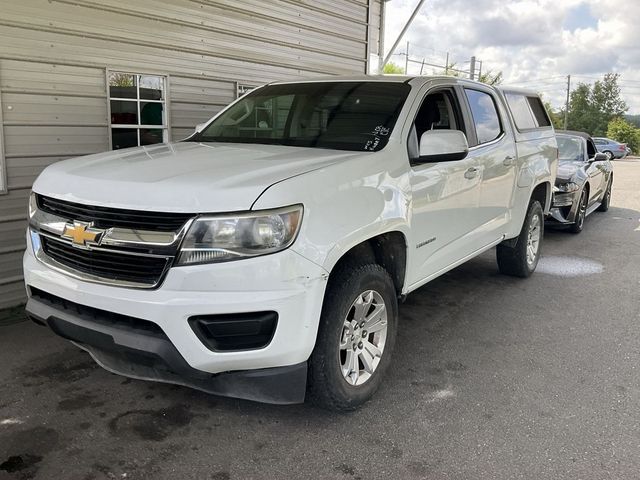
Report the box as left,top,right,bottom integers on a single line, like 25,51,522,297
445,52,449,75
420,58,425,75
564,74,571,130
405,41,410,74
469,56,476,80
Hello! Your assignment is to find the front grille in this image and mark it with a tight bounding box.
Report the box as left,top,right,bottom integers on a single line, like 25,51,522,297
37,194,192,232
29,287,166,337
42,236,169,286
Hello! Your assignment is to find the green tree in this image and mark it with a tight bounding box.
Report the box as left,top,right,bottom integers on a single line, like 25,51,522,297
543,100,564,129
567,73,628,136
567,83,595,133
477,70,503,86
607,117,640,152
438,63,503,86
382,62,405,74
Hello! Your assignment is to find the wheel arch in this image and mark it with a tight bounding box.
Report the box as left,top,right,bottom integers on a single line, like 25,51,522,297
531,181,552,214
327,231,408,297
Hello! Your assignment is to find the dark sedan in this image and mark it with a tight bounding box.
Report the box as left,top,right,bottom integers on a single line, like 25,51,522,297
548,130,613,233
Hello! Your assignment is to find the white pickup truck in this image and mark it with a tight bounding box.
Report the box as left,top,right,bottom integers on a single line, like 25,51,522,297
24,76,557,410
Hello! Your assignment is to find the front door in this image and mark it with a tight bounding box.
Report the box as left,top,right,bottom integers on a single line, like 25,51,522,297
406,88,484,287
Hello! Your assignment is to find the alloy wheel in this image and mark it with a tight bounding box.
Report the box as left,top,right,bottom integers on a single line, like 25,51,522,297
526,213,541,266
576,191,587,229
339,290,388,386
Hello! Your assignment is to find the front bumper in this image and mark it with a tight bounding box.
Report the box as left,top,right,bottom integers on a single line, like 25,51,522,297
547,190,580,224
24,238,328,402
26,293,307,404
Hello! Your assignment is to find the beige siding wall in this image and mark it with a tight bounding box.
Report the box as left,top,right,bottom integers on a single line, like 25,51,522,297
0,0,383,309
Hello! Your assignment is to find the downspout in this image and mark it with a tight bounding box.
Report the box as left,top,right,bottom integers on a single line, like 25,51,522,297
365,0,373,74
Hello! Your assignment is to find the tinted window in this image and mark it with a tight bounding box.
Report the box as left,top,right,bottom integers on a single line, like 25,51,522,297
527,97,551,127
193,82,411,152
464,89,502,144
505,93,536,130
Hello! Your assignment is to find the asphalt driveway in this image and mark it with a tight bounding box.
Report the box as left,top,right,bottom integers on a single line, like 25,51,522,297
1,159,639,480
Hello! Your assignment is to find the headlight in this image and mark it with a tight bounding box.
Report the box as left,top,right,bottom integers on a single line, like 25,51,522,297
554,182,580,193
177,205,303,265
28,191,38,219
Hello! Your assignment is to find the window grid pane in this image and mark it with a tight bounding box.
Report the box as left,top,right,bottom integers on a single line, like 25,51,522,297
108,71,167,149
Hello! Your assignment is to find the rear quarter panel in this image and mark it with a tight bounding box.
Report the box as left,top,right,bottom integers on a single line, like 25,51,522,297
504,127,557,238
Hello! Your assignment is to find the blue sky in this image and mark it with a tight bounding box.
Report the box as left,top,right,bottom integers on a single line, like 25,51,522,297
563,3,598,31
384,0,640,113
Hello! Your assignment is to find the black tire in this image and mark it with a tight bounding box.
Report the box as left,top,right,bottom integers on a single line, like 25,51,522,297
496,200,544,278
307,264,398,411
597,178,612,212
604,150,614,161
569,189,588,234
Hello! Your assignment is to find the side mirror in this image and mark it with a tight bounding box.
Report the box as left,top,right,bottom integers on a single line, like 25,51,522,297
418,130,469,163
592,152,608,162
194,122,208,134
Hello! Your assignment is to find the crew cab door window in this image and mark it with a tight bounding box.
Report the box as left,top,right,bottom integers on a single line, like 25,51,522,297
407,89,464,161
464,89,502,145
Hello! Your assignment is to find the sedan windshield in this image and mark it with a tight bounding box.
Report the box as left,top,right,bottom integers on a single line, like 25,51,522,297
557,136,584,162
190,82,411,152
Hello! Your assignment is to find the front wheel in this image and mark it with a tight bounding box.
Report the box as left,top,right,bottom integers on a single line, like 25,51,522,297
496,200,543,277
307,264,398,411
604,150,614,161
569,189,588,233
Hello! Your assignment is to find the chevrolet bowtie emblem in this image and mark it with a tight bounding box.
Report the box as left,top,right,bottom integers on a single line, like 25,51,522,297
62,221,104,247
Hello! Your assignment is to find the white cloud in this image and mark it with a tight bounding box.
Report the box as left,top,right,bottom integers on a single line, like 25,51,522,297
384,0,640,112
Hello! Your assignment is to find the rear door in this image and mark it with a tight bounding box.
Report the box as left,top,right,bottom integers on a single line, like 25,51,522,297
462,87,517,245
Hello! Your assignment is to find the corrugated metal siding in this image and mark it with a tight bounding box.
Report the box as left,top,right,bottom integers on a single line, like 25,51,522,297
0,0,383,308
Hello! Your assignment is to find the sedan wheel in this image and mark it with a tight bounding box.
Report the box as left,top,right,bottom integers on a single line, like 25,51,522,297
604,150,614,161
569,190,587,233
597,178,612,212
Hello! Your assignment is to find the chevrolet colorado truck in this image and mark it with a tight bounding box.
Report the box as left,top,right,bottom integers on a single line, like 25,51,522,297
24,76,557,410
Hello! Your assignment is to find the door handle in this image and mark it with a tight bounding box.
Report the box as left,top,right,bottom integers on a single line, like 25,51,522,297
464,167,479,179
503,156,515,166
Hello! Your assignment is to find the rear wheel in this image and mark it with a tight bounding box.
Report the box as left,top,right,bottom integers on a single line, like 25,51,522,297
497,200,543,277
569,189,588,233
307,264,397,411
597,178,612,212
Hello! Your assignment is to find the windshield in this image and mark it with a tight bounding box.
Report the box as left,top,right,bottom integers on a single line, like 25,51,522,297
189,82,411,152
557,136,584,162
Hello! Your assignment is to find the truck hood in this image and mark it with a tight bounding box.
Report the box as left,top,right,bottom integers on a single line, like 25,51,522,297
32,142,355,212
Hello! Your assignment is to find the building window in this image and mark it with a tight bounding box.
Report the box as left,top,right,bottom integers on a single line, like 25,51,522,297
108,72,168,150
237,84,257,98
